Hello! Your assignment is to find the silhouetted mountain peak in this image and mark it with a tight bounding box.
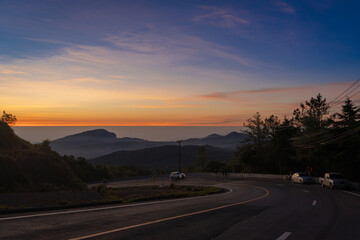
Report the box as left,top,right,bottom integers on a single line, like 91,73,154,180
226,131,244,138
65,129,116,139
51,129,248,158
119,137,147,142
204,133,222,139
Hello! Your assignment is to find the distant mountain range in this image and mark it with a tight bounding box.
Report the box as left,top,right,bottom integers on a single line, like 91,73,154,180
89,145,235,171
50,129,247,159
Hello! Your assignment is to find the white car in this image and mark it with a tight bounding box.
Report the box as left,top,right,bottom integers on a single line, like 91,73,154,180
291,172,315,184
170,171,186,180
321,173,349,189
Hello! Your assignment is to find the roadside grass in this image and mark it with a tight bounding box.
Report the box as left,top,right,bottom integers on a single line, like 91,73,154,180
91,184,225,203
0,185,225,213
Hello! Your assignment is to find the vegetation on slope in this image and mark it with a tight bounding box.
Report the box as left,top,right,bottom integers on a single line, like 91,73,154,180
64,155,151,182
0,121,84,192
233,94,360,181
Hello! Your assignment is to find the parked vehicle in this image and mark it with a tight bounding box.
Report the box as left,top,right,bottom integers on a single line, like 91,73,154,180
286,172,293,180
170,171,186,180
291,172,315,184
320,173,349,189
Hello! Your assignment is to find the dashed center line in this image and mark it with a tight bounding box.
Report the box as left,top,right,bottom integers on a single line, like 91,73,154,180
276,232,292,240
303,190,309,193
312,200,317,206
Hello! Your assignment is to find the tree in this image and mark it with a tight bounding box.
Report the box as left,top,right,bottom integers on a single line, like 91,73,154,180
293,93,330,132
335,97,360,128
244,112,280,145
1,111,17,125
233,93,360,180
195,146,208,171
244,112,267,146
205,160,226,174
263,115,280,141
271,117,298,173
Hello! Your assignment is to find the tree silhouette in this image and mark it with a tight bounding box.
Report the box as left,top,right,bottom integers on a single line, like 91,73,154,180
336,97,360,128
293,93,330,132
195,146,208,171
233,94,360,180
244,112,280,145
1,111,17,125
244,112,267,146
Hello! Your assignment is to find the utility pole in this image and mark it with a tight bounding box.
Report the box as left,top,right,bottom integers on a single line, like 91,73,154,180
177,140,182,172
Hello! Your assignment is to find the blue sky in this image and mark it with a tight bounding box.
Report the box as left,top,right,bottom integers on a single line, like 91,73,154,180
1,0,359,126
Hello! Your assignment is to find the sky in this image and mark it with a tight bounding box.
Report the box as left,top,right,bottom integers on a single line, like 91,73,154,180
1,0,360,126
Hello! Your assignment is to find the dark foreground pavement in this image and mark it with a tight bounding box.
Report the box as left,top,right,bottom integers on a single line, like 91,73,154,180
1,177,359,240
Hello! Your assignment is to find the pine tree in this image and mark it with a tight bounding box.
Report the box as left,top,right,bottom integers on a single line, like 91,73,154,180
336,97,360,128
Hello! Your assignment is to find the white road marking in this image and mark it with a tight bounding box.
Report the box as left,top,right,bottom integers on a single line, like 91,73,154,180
312,200,317,206
340,190,360,197
69,185,271,240
276,232,292,240
277,184,284,187
0,187,233,221
303,190,309,193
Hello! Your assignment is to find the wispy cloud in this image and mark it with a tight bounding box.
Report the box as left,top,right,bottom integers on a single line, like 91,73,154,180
132,104,198,109
185,114,248,125
66,77,126,84
199,82,360,115
272,0,295,14
16,37,72,45
193,6,249,28
105,31,255,67
105,34,164,53
0,69,28,75
71,77,105,83
109,75,132,80
200,86,308,101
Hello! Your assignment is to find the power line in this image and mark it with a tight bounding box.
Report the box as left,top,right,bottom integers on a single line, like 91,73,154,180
292,123,360,149
328,78,360,106
332,88,360,110
330,84,360,109
318,127,360,145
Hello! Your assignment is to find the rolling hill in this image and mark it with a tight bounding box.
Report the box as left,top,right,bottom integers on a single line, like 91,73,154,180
50,129,247,159
89,145,235,171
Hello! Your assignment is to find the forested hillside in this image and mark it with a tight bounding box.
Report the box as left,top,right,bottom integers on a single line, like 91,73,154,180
0,121,83,192
90,145,234,171
234,94,360,181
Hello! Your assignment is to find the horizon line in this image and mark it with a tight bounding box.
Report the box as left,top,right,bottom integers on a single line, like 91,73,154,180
13,124,245,127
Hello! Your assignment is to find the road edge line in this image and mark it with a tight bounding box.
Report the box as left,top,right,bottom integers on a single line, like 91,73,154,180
69,184,270,240
0,187,232,221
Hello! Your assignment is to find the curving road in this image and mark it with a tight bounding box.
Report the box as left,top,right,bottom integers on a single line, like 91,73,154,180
1,176,359,240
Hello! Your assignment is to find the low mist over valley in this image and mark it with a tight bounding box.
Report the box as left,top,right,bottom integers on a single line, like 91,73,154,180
50,129,246,159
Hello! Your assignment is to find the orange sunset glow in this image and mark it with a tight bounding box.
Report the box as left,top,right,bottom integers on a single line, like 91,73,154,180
1,1,359,128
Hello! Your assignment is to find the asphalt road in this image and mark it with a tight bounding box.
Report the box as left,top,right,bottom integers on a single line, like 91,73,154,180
1,176,359,240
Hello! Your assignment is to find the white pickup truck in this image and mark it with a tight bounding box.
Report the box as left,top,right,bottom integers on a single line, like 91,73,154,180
319,173,349,189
